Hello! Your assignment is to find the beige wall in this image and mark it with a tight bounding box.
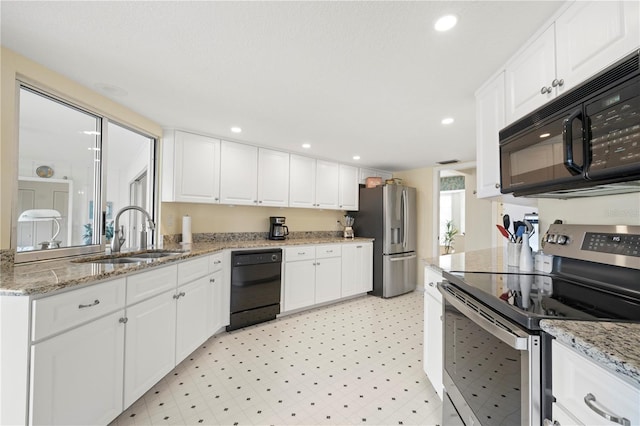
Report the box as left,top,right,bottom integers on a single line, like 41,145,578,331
461,169,496,252
392,167,435,286
0,47,163,249
160,203,345,236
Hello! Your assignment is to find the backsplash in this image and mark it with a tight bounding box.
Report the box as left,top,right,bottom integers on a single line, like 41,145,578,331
164,230,343,244
0,249,15,270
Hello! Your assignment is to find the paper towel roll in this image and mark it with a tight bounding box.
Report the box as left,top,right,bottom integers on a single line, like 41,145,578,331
182,215,192,244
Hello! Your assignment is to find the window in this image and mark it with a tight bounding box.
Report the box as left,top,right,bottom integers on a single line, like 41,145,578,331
15,85,157,262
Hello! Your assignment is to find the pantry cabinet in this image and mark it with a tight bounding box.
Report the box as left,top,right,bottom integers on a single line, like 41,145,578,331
505,0,639,124
341,243,373,297
219,141,259,205
162,130,221,203
475,72,505,198
29,310,125,426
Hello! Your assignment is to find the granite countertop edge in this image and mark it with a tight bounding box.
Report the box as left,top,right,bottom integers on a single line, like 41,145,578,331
1,237,374,297
540,319,640,388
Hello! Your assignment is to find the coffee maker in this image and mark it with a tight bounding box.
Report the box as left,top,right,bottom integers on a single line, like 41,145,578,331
268,216,289,240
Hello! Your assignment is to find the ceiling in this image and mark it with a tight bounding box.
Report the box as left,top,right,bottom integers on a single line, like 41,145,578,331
1,1,563,172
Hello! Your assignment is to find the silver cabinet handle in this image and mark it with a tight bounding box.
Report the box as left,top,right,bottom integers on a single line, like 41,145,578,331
428,282,435,287
542,419,560,426
298,252,306,255
119,317,128,324
215,197,219,201
584,393,630,426
213,260,222,264
173,291,186,300
552,78,564,87
78,299,100,309
541,86,553,94
494,183,500,189
356,245,362,248
210,278,216,283
326,250,333,253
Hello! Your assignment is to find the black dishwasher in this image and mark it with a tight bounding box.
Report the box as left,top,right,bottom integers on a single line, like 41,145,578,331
227,248,282,331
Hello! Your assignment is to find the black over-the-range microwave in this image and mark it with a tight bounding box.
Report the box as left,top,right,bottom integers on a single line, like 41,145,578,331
499,49,640,198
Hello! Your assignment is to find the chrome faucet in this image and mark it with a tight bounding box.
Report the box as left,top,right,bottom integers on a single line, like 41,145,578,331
110,205,156,253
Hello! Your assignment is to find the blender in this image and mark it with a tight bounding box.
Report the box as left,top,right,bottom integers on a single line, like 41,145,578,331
342,215,355,239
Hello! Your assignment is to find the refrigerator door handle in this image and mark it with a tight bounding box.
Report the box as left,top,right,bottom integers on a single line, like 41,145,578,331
402,188,408,249
389,254,417,262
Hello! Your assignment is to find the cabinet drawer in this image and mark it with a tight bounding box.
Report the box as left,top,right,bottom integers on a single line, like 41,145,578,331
209,252,224,273
553,341,640,426
177,256,210,286
32,278,126,341
285,246,315,262
316,245,341,259
127,265,177,305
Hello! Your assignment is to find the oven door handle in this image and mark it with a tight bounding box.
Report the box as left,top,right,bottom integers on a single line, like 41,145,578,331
440,286,529,351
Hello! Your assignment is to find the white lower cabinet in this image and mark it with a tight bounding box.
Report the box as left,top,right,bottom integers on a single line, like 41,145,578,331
207,268,225,335
341,243,373,297
423,266,443,400
175,276,211,364
549,340,640,426
124,289,177,408
283,244,346,312
29,310,125,426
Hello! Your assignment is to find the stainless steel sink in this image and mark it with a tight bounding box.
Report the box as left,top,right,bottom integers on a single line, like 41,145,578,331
127,251,183,259
89,258,143,264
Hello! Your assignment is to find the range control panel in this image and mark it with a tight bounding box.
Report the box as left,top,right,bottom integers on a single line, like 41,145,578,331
582,232,640,257
543,224,640,270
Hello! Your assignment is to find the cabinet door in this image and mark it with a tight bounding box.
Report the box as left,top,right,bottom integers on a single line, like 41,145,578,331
283,259,316,311
315,256,342,304
258,148,290,206
219,141,258,205
505,25,556,124
423,276,443,400
289,154,316,208
555,0,640,95
207,269,225,335
173,131,221,203
176,277,210,364
30,310,125,426
341,243,372,297
315,160,340,209
124,290,176,408
475,72,505,198
338,164,359,210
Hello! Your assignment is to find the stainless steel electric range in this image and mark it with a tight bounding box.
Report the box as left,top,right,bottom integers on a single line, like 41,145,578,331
439,224,640,426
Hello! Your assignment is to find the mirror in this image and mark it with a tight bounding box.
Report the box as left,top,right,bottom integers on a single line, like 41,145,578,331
15,86,156,260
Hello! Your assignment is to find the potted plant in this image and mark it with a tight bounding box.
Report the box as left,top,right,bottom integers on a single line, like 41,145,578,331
443,220,458,254
82,222,114,245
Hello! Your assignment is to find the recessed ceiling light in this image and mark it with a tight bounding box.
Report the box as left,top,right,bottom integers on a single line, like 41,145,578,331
434,14,458,32
441,117,454,125
539,133,551,138
353,155,361,160
302,143,311,149
231,127,242,133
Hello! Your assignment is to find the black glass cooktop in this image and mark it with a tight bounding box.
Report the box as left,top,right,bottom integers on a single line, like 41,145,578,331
443,271,640,331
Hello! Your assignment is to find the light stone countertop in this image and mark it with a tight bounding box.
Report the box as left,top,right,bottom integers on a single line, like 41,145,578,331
423,247,510,274
540,320,640,388
0,237,373,296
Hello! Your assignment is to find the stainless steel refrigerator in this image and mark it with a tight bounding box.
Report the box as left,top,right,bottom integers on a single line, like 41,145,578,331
353,185,417,298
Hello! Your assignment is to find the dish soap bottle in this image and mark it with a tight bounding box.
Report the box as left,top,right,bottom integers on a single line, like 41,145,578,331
519,232,533,272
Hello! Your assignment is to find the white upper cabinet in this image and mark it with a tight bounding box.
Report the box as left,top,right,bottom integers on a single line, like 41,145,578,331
315,160,340,209
219,141,258,205
289,154,316,208
338,164,359,210
505,1,639,124
505,25,556,123
555,0,639,92
359,168,392,184
257,148,290,207
162,130,221,203
475,72,506,198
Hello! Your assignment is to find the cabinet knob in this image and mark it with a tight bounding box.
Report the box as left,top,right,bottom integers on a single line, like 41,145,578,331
119,317,128,324
215,197,219,201
552,78,564,87
214,260,221,264
494,183,500,189
356,245,362,248
259,200,263,204
210,278,216,283
540,86,552,94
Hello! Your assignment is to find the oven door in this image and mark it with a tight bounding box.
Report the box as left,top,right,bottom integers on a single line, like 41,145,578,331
440,283,541,426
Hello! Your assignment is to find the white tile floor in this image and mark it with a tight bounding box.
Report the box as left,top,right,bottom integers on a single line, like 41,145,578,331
110,289,441,426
